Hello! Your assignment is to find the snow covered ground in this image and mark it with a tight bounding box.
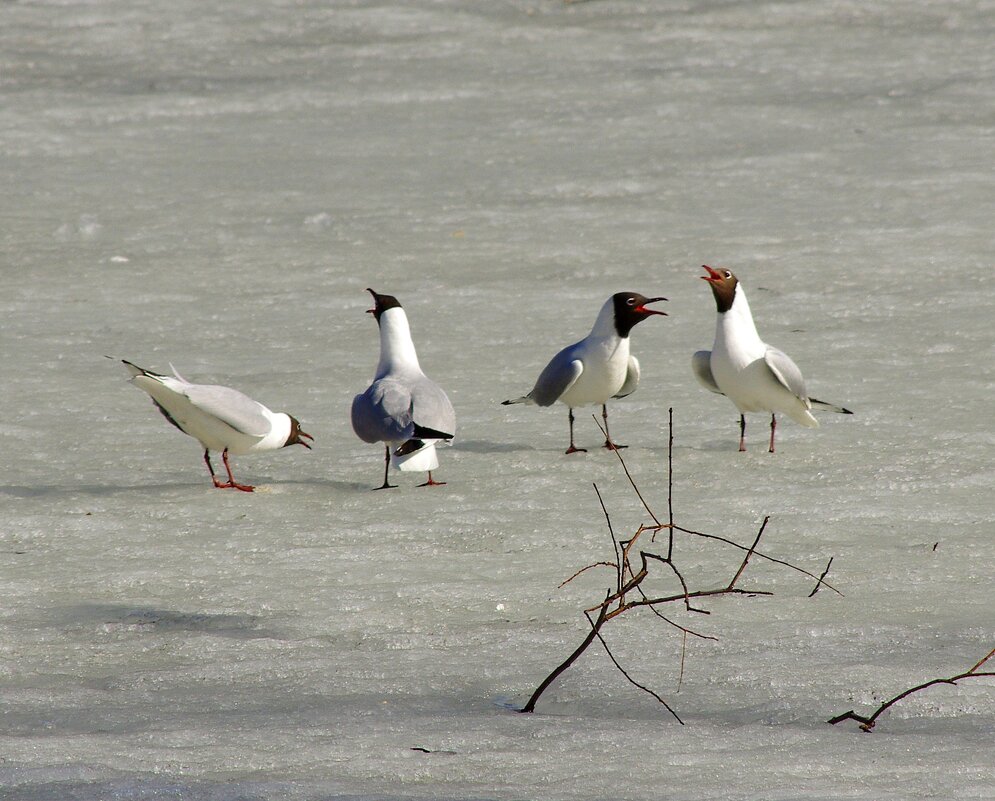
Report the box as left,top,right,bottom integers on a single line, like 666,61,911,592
1,1,992,798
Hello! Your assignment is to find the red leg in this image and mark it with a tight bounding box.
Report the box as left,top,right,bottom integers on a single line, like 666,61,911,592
565,408,587,454
417,471,446,487
212,448,254,492
601,404,627,450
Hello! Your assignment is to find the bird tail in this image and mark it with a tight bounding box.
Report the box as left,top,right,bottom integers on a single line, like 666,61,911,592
116,358,165,381
411,423,454,441
810,398,854,415
392,442,439,472
111,357,145,378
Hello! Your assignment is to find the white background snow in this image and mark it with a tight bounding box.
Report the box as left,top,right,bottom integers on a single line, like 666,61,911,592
1,1,992,799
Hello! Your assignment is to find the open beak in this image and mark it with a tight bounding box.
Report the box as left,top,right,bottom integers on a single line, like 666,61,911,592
298,431,314,450
701,265,723,283
636,296,668,316
365,287,378,315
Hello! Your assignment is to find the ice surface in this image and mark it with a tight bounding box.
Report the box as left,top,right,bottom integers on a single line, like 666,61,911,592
1,1,993,799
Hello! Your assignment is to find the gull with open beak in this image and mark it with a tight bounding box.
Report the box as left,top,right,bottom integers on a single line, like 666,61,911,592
351,289,456,489
503,292,668,453
692,265,852,452
119,359,312,491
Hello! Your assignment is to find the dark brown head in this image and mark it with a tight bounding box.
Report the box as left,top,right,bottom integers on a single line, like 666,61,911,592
285,415,314,449
611,292,668,337
365,288,402,323
700,265,738,313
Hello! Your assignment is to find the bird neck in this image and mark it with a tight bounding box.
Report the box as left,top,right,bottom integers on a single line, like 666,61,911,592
250,410,290,451
376,307,422,376
589,297,624,341
716,285,762,347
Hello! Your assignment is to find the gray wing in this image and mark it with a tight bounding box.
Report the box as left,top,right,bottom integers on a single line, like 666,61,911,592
691,350,723,395
351,378,414,443
529,345,583,407
410,376,455,437
763,346,808,402
181,383,272,437
613,355,640,399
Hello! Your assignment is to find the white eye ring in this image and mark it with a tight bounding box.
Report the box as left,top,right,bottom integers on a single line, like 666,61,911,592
626,297,636,305
724,270,732,279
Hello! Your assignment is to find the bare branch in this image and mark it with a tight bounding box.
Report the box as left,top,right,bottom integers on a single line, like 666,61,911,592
623,586,773,611
726,516,768,590
678,630,688,692
522,410,839,717
808,557,834,598
643,551,708,614
829,648,995,731
585,610,684,724
592,415,662,527
593,482,622,594
673,524,842,596
634,584,718,642
519,592,612,714
558,562,617,589
666,406,675,559
967,647,995,674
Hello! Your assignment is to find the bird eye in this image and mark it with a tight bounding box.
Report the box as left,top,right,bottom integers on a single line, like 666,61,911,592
723,270,732,279
626,297,636,306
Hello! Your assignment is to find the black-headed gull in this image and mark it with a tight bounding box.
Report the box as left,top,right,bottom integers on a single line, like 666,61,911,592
502,292,667,453
692,265,852,452
351,289,456,490
120,360,312,491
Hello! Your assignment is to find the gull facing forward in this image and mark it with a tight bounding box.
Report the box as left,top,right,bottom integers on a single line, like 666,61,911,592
692,266,852,452
503,292,667,453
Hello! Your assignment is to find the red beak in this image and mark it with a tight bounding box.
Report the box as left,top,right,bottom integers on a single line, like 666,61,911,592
635,296,668,316
298,431,314,450
701,265,723,283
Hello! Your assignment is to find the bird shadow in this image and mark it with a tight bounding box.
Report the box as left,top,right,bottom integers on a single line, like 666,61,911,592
0,482,210,498
454,439,537,454
0,478,365,497
57,602,286,641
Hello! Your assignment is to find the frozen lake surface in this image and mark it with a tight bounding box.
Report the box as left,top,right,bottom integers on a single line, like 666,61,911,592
1,1,993,799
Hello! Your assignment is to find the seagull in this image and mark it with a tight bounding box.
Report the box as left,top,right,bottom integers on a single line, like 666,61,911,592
692,265,852,452
119,359,313,491
351,289,456,490
502,292,667,453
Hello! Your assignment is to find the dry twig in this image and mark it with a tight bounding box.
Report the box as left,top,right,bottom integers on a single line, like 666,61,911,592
518,409,838,718
828,648,995,731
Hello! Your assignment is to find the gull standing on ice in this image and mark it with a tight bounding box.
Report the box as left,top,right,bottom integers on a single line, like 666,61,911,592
351,289,456,490
502,292,667,453
119,359,313,491
692,266,852,452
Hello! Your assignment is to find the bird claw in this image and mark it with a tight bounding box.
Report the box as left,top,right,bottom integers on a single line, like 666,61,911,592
212,479,255,492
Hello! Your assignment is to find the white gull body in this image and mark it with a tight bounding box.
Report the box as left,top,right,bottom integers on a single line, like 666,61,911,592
121,359,312,490
692,266,851,451
503,292,667,453
351,290,455,489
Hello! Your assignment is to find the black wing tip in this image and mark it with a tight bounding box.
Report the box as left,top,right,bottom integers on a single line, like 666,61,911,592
411,423,454,440
811,397,854,415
